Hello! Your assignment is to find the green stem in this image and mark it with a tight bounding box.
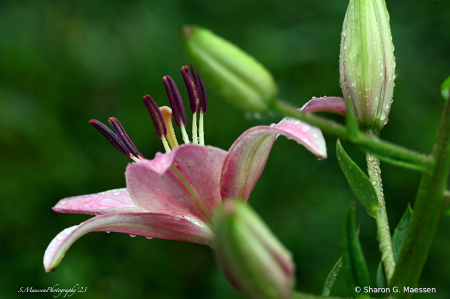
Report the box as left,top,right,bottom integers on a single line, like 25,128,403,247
390,100,450,298
366,151,395,283
270,100,434,172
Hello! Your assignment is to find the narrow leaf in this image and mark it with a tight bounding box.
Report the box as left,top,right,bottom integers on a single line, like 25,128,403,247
322,227,360,297
341,204,370,298
322,256,342,297
441,75,450,101
376,262,386,288
336,140,379,216
392,204,413,261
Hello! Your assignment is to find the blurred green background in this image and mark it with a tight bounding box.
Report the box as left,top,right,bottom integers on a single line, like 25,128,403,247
1,0,449,298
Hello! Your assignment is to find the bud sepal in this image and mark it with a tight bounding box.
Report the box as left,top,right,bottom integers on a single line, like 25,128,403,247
214,199,295,299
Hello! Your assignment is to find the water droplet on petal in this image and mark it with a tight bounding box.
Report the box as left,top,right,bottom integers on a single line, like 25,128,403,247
146,237,153,240
129,234,136,238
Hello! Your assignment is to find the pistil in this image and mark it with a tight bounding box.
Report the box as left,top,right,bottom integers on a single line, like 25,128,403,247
160,106,179,149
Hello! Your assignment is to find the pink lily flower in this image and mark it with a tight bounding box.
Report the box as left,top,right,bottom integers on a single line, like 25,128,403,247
43,66,345,272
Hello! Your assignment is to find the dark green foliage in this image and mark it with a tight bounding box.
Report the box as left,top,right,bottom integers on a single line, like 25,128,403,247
1,0,449,298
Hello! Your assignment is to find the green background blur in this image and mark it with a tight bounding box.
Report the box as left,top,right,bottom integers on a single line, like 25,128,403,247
1,0,449,298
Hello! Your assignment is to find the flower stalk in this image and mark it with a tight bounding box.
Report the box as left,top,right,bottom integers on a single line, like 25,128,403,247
390,100,450,298
366,150,395,283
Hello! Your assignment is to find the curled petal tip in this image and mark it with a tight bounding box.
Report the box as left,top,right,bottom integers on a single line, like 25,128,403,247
301,96,347,116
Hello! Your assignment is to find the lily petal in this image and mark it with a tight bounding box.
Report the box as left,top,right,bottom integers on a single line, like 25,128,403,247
53,188,138,215
126,145,227,224
43,213,213,272
221,119,326,201
301,96,346,116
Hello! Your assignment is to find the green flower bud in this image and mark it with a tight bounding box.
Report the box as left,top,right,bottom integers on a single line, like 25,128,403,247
339,0,396,133
214,199,295,299
182,26,278,113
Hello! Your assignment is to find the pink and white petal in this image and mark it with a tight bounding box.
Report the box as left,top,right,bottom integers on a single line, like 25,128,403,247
221,120,326,201
126,145,227,224
43,213,213,272
301,96,346,116
171,145,227,215
53,188,139,215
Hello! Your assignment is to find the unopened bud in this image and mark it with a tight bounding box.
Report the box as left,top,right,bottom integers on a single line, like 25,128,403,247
182,26,278,113
339,0,396,133
214,199,295,299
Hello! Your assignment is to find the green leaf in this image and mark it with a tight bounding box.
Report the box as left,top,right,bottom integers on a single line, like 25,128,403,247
392,204,413,261
441,75,450,101
336,140,379,216
376,262,386,288
323,227,360,297
376,205,413,288
322,256,342,297
342,204,370,298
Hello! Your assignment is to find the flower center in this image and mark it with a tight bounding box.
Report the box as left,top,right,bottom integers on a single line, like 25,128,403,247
89,65,208,159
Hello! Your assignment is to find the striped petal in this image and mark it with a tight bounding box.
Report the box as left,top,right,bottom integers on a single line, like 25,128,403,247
126,144,227,224
43,213,213,272
53,188,138,215
220,118,326,201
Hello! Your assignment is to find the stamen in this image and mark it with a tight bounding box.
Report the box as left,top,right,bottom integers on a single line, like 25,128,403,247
181,66,199,145
190,65,208,145
190,65,208,113
199,112,205,145
162,75,190,144
162,76,188,127
142,95,168,139
192,112,198,145
160,106,179,149
89,119,131,158
181,66,200,113
108,117,144,160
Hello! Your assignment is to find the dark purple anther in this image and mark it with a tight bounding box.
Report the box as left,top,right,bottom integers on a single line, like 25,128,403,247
89,119,130,157
162,76,187,128
108,117,144,159
181,66,199,113
190,65,208,113
197,73,207,113
142,94,167,139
